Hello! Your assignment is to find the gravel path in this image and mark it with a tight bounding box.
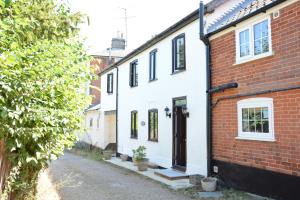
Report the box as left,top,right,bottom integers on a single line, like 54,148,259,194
48,152,192,200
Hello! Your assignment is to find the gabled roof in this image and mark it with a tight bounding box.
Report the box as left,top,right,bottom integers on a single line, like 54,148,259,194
207,0,284,35
99,0,230,75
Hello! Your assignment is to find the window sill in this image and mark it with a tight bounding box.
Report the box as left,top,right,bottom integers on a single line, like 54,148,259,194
149,79,158,83
148,139,158,142
234,51,274,66
107,92,113,95
130,137,138,140
171,69,186,75
130,85,138,88
235,136,275,142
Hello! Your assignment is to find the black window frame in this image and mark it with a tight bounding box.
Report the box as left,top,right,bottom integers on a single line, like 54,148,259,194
129,60,138,87
89,118,93,128
148,109,158,142
149,49,157,81
172,33,186,73
107,73,113,94
130,110,138,139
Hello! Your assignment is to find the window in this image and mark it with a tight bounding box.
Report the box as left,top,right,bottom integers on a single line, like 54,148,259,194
89,118,93,128
237,98,275,141
131,111,138,138
97,114,100,129
148,109,158,141
129,60,138,87
107,73,113,94
172,34,185,73
236,17,272,63
149,49,157,81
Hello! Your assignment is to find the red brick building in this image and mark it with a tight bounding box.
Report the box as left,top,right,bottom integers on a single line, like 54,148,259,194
203,0,300,199
89,53,124,105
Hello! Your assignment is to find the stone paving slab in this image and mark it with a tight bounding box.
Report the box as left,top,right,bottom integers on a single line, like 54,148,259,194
105,157,192,190
49,152,193,200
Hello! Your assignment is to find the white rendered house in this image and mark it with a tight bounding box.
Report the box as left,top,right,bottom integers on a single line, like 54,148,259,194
81,104,102,148
100,0,242,176
98,68,118,150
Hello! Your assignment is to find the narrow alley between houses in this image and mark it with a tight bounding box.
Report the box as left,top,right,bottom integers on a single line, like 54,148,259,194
46,152,192,200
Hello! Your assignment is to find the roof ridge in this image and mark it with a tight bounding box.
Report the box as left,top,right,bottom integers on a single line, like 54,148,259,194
207,0,251,33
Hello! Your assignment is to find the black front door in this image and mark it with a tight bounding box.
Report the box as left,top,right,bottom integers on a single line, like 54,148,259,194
173,98,187,171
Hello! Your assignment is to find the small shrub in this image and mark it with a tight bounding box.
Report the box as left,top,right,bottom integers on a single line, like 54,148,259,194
132,146,147,161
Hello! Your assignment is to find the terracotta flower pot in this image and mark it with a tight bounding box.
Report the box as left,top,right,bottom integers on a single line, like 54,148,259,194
136,159,149,171
132,157,138,166
201,177,217,192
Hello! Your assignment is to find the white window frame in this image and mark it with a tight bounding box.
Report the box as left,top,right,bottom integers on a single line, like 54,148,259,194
237,98,275,141
235,16,272,64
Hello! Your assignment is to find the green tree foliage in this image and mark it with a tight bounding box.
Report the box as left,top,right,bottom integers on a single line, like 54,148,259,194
0,0,91,198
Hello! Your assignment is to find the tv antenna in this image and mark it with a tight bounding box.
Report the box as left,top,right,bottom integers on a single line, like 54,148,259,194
118,7,135,47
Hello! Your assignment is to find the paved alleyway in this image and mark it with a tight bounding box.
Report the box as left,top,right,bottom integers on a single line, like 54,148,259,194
48,152,192,200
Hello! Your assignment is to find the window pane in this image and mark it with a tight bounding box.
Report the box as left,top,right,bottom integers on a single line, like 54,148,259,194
249,108,255,120
239,30,250,57
254,107,261,121
242,121,249,132
254,40,262,55
176,37,184,69
256,121,262,133
242,108,248,120
150,52,156,80
262,20,269,37
262,107,269,119
249,120,256,132
241,106,270,134
135,113,138,136
155,111,158,139
262,37,269,53
254,20,269,55
262,121,269,133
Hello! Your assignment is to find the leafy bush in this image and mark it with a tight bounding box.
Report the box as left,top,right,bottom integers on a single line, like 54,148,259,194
0,0,92,198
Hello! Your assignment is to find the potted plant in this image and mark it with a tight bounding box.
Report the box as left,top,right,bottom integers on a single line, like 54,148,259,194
120,154,128,161
102,150,113,160
201,177,217,192
132,146,148,171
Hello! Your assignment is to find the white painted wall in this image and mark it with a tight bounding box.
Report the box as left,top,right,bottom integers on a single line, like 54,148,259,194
80,109,104,148
101,68,117,112
117,19,208,176
99,69,118,149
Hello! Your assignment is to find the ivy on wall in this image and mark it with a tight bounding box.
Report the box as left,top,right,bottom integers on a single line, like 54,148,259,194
0,0,92,199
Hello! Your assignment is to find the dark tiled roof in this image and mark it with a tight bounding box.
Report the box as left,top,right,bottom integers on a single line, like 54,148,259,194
207,0,279,34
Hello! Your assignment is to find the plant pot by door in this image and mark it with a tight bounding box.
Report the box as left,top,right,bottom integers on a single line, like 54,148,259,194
201,177,217,192
136,159,149,171
132,157,138,166
103,150,113,160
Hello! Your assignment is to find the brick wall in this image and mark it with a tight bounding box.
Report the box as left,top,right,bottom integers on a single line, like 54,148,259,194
210,1,300,176
90,56,117,105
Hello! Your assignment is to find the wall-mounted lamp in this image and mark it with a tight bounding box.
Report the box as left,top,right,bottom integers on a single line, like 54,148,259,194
164,107,171,118
182,105,190,117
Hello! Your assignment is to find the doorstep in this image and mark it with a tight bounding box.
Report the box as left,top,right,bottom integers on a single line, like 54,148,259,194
105,157,192,190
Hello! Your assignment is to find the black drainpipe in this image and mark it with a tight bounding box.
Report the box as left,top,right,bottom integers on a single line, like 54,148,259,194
116,67,119,156
199,1,212,177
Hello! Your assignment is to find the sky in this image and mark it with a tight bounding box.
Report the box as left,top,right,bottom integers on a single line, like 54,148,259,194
66,0,211,54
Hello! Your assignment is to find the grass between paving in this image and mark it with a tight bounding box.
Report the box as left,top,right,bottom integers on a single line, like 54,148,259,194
69,145,103,161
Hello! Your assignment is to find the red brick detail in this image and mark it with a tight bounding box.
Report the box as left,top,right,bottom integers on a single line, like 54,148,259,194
89,56,118,105
210,1,300,176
